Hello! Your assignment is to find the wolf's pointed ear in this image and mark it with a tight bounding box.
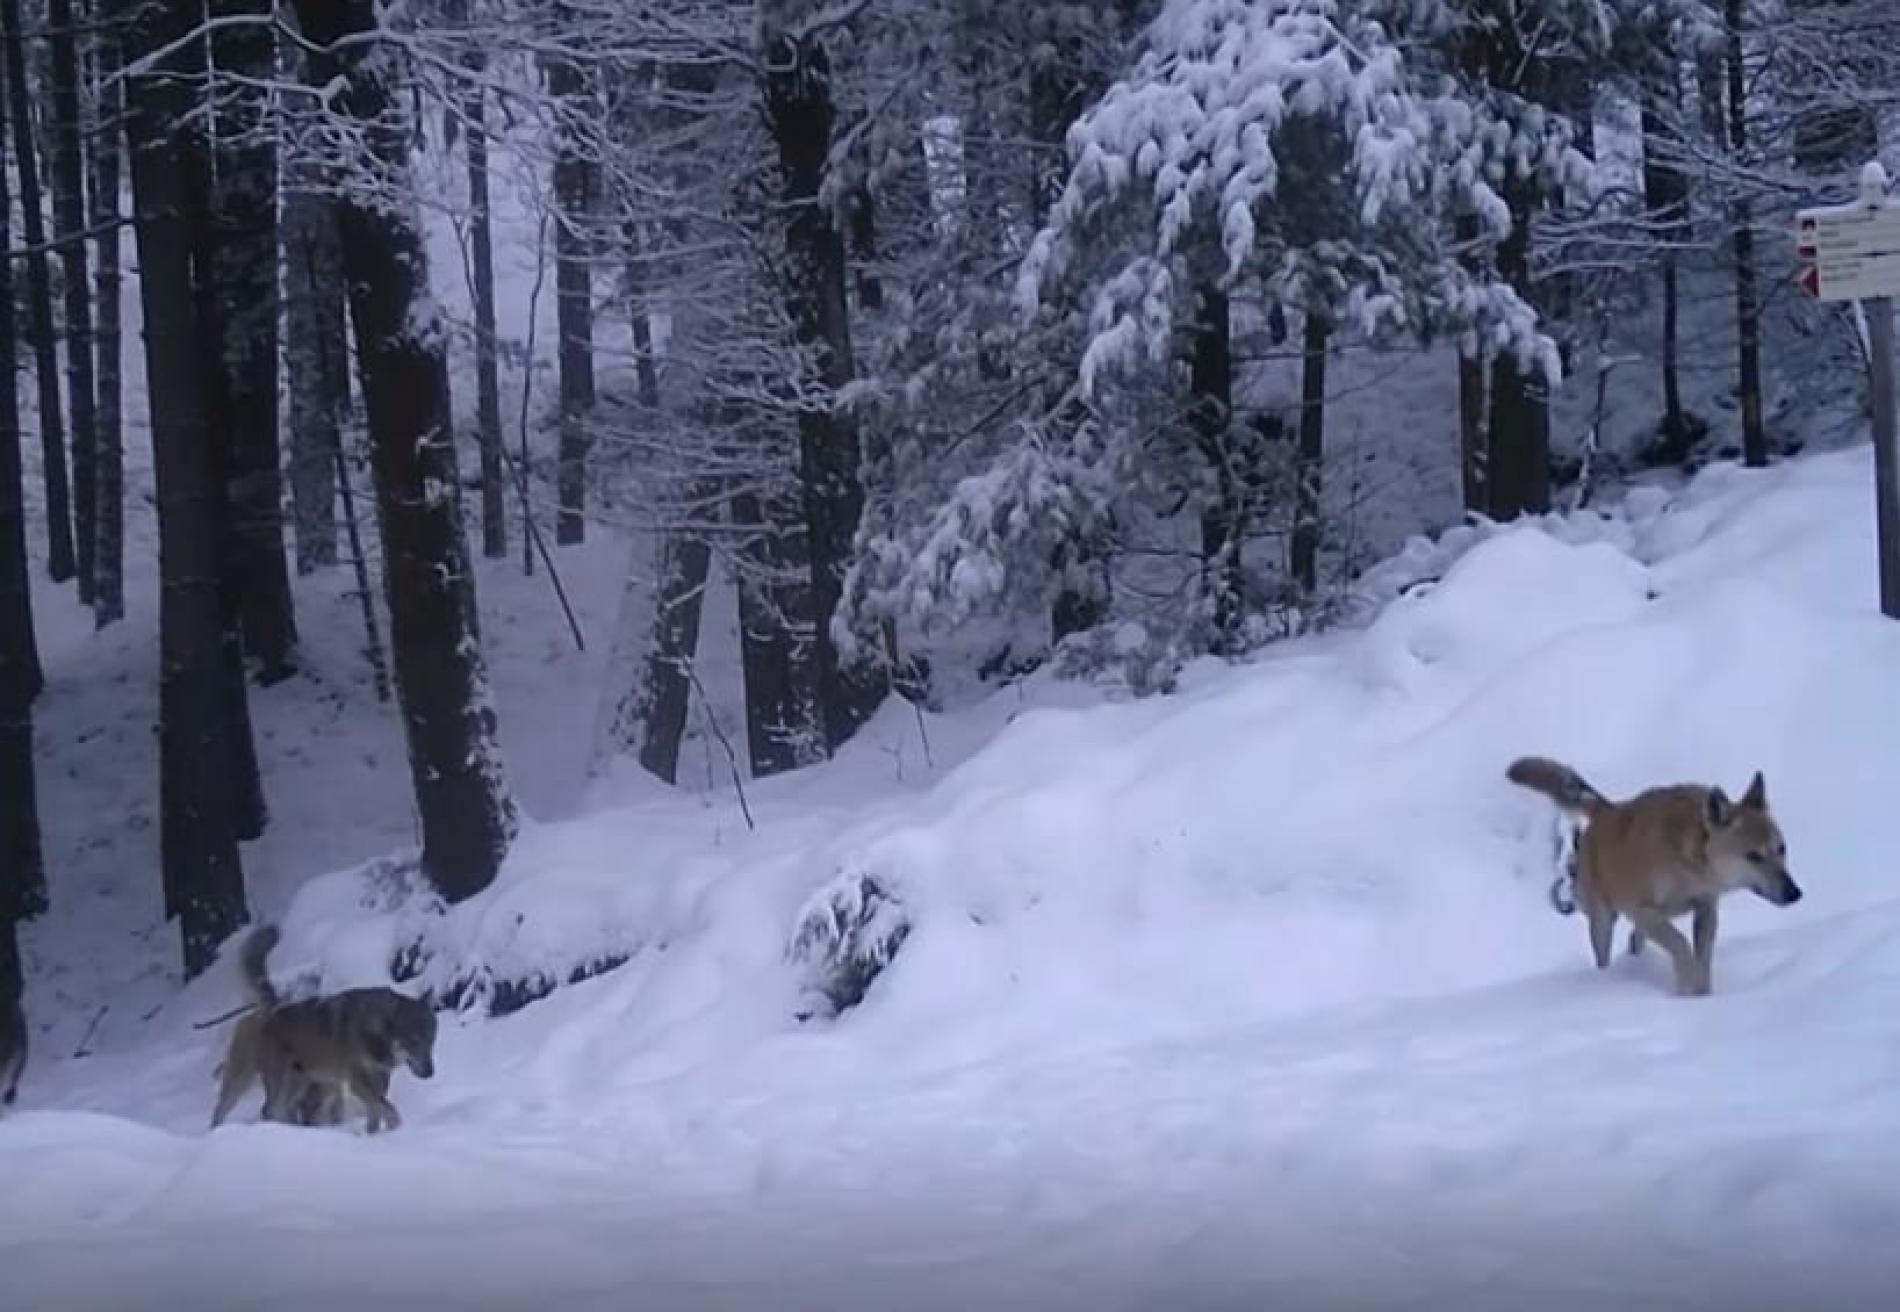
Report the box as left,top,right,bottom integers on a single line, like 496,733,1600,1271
1706,787,1734,827
1741,771,1767,810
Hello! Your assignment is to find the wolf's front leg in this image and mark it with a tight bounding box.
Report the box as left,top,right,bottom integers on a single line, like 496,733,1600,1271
1628,908,1707,996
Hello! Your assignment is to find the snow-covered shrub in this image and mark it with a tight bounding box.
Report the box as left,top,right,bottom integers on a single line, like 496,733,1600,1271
788,867,913,1020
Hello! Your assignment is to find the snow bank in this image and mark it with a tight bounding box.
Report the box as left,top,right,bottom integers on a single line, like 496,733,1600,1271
9,445,1900,1309
91,443,1895,1098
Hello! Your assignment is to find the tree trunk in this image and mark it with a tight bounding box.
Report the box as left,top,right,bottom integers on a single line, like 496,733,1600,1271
465,54,507,560
296,0,516,903
1,0,73,583
601,528,713,786
1456,213,1488,513
761,28,883,753
1484,178,1551,519
210,0,296,679
1293,310,1329,593
1029,18,1122,641
47,0,96,603
624,222,660,410
179,94,269,842
548,46,595,547
1724,0,1766,468
284,186,343,573
849,184,883,312
123,0,250,977
732,498,821,780
1641,56,1692,459
1188,286,1243,649
90,23,123,629
0,49,41,705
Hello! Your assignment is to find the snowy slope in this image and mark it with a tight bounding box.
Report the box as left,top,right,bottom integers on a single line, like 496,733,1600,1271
6,444,1900,1308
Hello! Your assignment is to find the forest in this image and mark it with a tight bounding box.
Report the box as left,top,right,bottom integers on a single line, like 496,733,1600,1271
1,4,1899,1303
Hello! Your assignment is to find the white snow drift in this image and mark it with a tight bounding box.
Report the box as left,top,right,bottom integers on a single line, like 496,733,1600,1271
5,446,1900,1310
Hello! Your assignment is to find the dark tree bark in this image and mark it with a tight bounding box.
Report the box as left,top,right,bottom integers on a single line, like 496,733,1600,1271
1293,310,1329,593
1188,286,1243,649
47,0,96,603
0,54,41,706
284,185,344,573
1641,53,1694,461
1484,176,1551,519
296,0,516,903
1724,0,1766,468
1,0,73,583
123,0,250,977
624,222,661,410
1455,215,1487,513
1028,15,1127,643
603,527,712,786
547,42,595,546
464,49,507,560
90,24,124,629
210,0,296,679
849,185,883,312
762,28,884,754
178,97,269,840
732,490,820,779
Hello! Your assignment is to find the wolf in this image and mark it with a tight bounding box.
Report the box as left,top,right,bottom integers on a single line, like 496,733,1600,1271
211,925,437,1133
1507,756,1802,996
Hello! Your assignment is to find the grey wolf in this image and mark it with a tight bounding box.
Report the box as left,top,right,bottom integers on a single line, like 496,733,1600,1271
211,925,437,1132
1508,756,1801,996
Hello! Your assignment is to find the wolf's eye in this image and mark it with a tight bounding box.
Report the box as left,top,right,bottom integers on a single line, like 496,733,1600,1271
1747,851,1767,865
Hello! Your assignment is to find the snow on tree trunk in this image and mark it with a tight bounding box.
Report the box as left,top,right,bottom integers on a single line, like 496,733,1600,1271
733,487,822,779
2,0,73,584
90,24,124,630
464,51,508,561
46,0,96,605
295,0,516,903
123,0,250,977
548,45,595,548
0,66,41,705
210,0,297,680
761,26,883,755
597,528,712,787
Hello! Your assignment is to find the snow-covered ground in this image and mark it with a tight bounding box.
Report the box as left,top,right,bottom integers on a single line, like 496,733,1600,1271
8,439,1900,1309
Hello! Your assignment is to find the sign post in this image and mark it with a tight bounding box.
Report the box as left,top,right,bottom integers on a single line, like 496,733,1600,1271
1797,163,1900,619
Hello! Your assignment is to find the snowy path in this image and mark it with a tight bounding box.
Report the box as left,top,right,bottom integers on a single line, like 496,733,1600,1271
6,898,1899,1311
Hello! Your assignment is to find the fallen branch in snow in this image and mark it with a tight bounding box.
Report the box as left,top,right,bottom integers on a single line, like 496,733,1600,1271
192,1002,258,1031
70,1006,108,1059
687,660,753,831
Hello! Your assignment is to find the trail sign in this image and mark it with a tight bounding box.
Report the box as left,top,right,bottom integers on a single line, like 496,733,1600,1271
1794,194,1900,303
1798,164,1900,618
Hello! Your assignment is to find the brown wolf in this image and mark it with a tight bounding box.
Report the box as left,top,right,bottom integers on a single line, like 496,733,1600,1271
211,925,437,1132
1507,756,1801,996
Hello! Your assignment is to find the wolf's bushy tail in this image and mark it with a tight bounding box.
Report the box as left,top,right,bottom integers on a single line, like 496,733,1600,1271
1507,756,1609,818
239,924,281,1009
